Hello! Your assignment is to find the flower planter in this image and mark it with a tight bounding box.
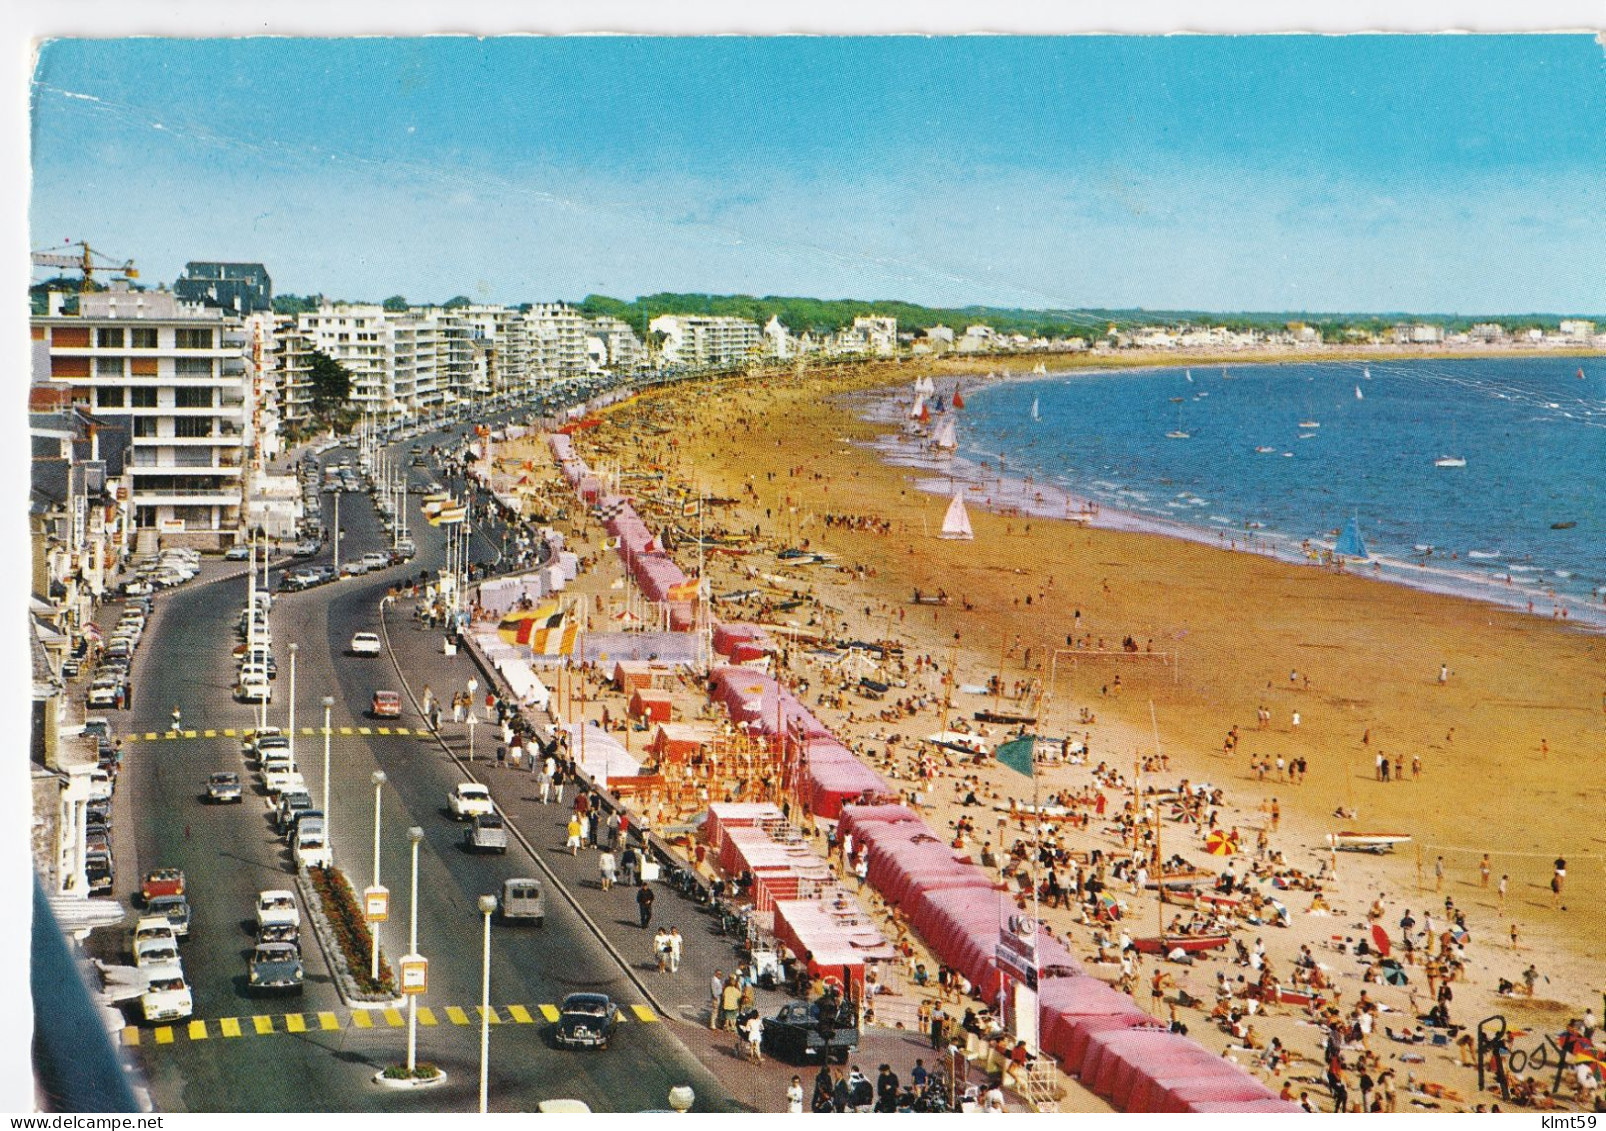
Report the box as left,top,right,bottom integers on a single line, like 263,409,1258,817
373,1067,448,1091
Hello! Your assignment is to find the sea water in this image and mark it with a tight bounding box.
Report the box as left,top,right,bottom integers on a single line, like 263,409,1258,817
861,357,1606,627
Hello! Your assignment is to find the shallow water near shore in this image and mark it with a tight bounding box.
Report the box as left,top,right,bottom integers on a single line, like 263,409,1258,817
862,357,1606,627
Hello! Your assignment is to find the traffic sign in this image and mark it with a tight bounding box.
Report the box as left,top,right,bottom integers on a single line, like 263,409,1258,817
399,953,428,994
364,884,390,923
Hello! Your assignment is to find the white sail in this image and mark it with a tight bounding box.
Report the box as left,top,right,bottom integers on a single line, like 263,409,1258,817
1030,396,1040,422
908,393,926,420
1355,385,1364,400
932,416,958,451
940,493,974,539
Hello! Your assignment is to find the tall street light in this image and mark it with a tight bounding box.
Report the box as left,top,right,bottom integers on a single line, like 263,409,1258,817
477,893,497,1113
371,770,387,982
321,696,336,855
406,826,425,1072
287,643,299,762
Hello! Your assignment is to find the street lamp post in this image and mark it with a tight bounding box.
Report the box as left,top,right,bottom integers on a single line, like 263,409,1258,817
478,893,497,1113
371,770,388,982
406,826,424,1072
287,644,299,762
321,696,335,855
332,490,341,575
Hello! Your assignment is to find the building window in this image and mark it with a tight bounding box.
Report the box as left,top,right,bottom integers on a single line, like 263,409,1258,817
51,355,91,378
95,386,126,408
129,386,157,408
95,356,126,377
130,327,158,349
133,417,157,437
174,357,214,377
173,417,211,438
52,326,90,348
130,357,159,377
174,387,213,408
96,327,125,348
174,328,214,350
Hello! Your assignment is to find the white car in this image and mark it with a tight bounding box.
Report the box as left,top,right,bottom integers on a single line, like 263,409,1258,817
236,675,272,704
349,632,382,657
361,551,390,572
256,890,300,930
140,966,193,1023
292,816,331,869
263,764,304,796
447,783,494,821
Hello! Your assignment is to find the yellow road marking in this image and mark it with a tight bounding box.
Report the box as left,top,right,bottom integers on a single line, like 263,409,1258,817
539,1003,560,1023
145,732,158,740
154,1027,174,1044
121,1026,140,1046
351,1011,373,1029
630,1004,658,1023
339,727,353,735
446,1006,470,1026
319,1012,340,1031
188,1020,208,1041
507,1004,534,1024
286,1013,307,1033
377,727,391,735
223,729,236,737
219,1017,242,1038
204,729,217,738
477,1006,501,1025
253,1015,274,1035
302,727,315,735
383,1008,404,1027
417,1006,438,1026
164,732,177,740
183,730,197,738
358,727,373,736
395,727,411,735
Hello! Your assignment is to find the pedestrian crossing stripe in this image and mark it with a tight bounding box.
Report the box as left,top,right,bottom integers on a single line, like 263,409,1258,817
395,727,411,735
145,733,158,741
204,729,217,738
122,729,427,744
359,727,373,736
302,727,315,736
183,730,197,739
223,729,236,737
339,727,353,735
120,1003,655,1046
377,727,391,735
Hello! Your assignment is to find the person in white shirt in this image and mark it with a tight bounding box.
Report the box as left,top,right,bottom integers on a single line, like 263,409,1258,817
786,1076,804,1113
981,1080,1006,1112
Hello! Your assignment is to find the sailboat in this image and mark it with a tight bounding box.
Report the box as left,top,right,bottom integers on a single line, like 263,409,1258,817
907,393,926,420
1166,397,1189,439
931,415,957,452
1334,514,1368,559
1434,421,1466,468
1363,366,1372,380
940,493,974,540
1030,396,1040,422
1354,385,1364,401
1032,362,1048,376
1185,369,1193,383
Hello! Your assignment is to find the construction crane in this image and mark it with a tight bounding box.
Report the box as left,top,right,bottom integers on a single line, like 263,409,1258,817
30,241,139,292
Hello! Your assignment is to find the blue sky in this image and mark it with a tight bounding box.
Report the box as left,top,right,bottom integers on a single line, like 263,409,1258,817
28,35,1606,313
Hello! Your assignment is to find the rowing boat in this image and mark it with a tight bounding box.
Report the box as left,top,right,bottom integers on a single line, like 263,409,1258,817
1130,933,1231,956
1327,831,1412,854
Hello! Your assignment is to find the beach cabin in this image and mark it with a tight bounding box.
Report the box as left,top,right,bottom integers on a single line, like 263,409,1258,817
629,687,673,724
650,722,719,764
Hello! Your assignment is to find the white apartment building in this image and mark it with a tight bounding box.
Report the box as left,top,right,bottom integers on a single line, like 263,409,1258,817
32,285,248,547
852,315,898,356
585,315,645,372
525,303,590,385
1558,319,1595,341
458,305,532,397
270,315,317,432
649,314,762,369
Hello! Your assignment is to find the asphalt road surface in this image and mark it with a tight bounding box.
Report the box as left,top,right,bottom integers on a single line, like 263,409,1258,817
96,423,741,1113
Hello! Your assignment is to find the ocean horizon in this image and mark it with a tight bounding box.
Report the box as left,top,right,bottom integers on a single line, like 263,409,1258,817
858,356,1606,628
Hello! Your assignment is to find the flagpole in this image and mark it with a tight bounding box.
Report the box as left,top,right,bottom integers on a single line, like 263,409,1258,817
1149,701,1164,946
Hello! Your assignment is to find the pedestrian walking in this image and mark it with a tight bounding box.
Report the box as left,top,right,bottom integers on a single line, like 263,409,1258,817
743,1010,765,1064
709,970,725,1030
598,849,616,890
621,845,640,887
171,705,182,731
553,764,566,806
636,881,655,929
787,1076,804,1114
539,757,554,804
720,978,741,1031
654,928,671,972
668,927,682,973
566,815,582,855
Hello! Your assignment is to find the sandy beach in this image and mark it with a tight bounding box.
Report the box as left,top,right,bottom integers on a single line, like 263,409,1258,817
509,352,1605,1112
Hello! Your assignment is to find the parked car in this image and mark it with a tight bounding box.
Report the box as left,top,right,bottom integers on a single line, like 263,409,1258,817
236,675,272,704
275,790,315,835
140,968,193,1024
206,771,243,803
465,812,509,854
86,851,115,894
140,868,186,903
498,877,545,926
292,815,331,869
248,943,304,994
257,921,301,952
349,632,382,657
447,783,494,820
361,551,390,572
554,993,618,1050
223,544,252,561
264,767,305,798
370,690,402,718
761,998,860,1064
145,894,191,940
255,890,300,930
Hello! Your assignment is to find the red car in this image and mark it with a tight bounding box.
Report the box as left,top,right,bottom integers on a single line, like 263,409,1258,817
370,690,402,719
141,868,186,903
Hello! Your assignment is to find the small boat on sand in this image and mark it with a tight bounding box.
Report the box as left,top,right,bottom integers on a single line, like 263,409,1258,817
1327,831,1412,854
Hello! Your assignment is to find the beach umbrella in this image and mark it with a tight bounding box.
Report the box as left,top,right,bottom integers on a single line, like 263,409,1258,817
1382,965,1410,986
1205,830,1239,856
